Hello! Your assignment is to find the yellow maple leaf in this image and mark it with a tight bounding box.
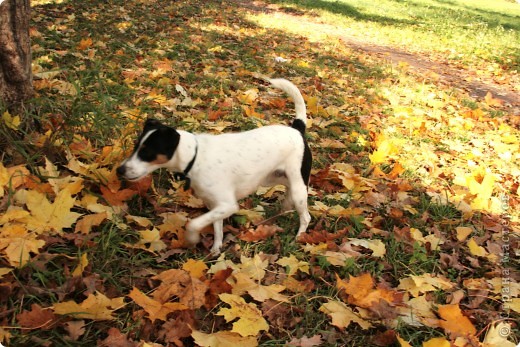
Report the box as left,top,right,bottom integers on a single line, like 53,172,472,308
0,268,12,277
423,337,450,347
74,212,107,234
2,111,21,130
231,272,289,303
72,253,89,277
238,254,268,281
192,330,258,347
0,163,29,198
129,228,166,252
396,335,412,347
467,238,488,257
398,274,453,297
483,322,516,347
319,300,372,329
217,293,268,337
182,258,208,278
437,304,477,337
346,238,386,258
14,185,82,234
53,291,124,320
336,273,399,308
237,88,258,105
276,255,310,276
0,224,45,267
369,137,398,165
455,226,473,242
128,287,186,322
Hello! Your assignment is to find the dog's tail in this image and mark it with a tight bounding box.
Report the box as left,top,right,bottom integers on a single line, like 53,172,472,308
268,78,307,134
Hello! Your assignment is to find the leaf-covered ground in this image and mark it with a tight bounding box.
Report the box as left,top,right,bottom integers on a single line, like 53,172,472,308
0,0,519,346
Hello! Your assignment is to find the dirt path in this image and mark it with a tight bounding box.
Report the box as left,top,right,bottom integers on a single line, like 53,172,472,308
236,0,520,115
343,35,520,114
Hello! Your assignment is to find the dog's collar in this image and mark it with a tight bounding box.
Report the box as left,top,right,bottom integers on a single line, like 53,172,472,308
174,138,198,190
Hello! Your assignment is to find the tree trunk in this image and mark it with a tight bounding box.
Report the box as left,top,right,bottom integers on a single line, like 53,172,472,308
0,0,33,110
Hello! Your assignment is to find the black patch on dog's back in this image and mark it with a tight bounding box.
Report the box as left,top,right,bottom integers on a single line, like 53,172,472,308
136,119,180,162
291,119,306,135
291,119,312,186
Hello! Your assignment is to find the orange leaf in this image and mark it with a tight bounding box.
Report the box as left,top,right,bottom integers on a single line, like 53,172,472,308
74,212,107,234
208,109,227,121
16,304,57,330
100,185,136,206
438,304,477,337
77,37,93,50
336,273,400,308
128,287,187,323
238,224,283,242
484,92,504,107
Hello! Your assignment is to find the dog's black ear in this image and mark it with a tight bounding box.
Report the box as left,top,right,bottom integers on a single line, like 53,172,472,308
157,127,181,159
144,118,163,131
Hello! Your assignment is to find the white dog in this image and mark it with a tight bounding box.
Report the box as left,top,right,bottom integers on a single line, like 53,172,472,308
117,78,312,255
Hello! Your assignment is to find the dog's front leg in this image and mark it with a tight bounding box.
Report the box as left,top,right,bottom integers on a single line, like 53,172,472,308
185,201,238,255
212,220,224,255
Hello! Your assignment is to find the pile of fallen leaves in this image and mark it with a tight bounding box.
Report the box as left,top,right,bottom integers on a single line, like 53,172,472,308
1,0,519,346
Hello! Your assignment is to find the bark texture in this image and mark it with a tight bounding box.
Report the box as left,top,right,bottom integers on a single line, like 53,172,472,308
0,0,33,108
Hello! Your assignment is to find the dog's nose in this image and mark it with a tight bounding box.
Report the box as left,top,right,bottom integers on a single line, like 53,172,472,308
116,165,126,177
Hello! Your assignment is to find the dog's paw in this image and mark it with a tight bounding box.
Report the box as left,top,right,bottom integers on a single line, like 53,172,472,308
209,245,221,257
185,224,201,246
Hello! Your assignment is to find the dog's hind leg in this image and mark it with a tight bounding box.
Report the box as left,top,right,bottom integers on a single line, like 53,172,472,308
287,179,311,237
281,186,294,212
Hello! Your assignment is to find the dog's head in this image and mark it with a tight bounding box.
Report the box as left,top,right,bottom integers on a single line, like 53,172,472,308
116,119,180,181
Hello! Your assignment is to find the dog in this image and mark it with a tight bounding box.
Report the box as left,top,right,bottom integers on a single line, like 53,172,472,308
117,78,312,255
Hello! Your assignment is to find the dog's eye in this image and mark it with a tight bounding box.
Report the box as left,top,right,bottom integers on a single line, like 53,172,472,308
138,146,155,162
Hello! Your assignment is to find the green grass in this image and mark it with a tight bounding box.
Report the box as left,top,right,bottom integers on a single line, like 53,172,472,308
269,0,520,72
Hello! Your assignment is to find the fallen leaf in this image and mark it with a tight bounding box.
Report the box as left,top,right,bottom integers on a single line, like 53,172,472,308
484,92,504,107
231,272,289,303
74,212,107,234
437,304,477,337
191,330,258,347
398,274,454,297
455,226,473,242
1,224,46,267
217,293,269,337
238,224,283,242
72,253,89,277
128,287,187,322
14,185,83,234
345,238,386,257
467,238,488,257
152,269,208,309
319,300,372,329
396,335,412,347
158,311,195,346
276,255,310,276
53,291,124,320
16,304,57,330
483,322,516,347
98,327,137,347
182,258,208,278
422,337,450,347
336,273,401,309
287,334,323,347
64,320,86,341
